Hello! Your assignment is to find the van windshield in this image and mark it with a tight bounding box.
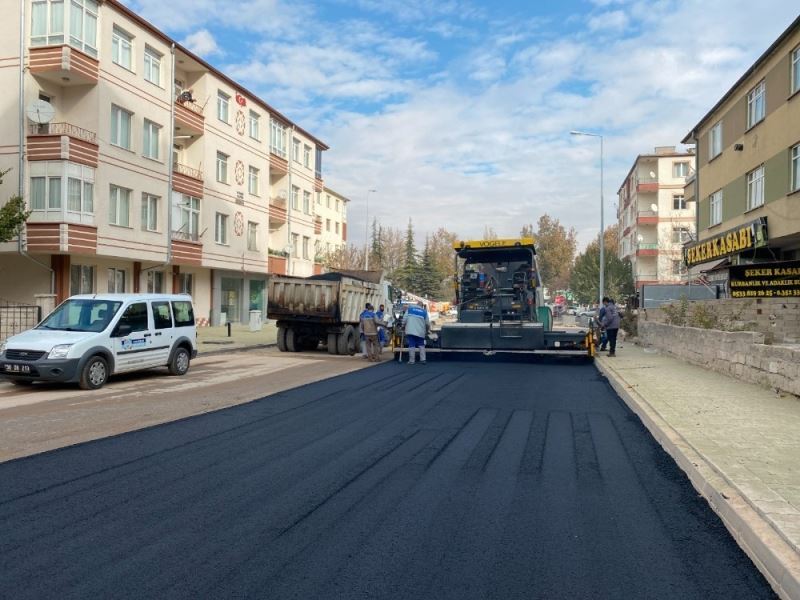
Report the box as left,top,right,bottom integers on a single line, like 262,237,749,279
37,299,123,333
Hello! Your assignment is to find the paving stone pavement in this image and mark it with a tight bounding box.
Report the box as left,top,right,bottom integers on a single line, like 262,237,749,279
596,343,800,599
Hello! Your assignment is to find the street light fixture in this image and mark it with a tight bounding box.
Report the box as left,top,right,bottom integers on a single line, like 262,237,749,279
364,189,377,270
570,130,605,305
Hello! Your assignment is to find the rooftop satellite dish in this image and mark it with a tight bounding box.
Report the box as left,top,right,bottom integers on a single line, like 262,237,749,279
26,99,55,124
637,234,644,243
649,171,656,179
650,203,658,212
278,190,288,200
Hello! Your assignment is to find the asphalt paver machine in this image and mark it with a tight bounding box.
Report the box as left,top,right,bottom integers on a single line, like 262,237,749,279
424,237,595,359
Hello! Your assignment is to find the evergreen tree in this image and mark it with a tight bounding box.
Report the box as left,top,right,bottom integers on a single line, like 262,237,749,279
369,219,384,270
395,219,418,291
417,237,442,298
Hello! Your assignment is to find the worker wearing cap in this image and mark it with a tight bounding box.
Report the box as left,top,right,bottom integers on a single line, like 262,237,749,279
404,302,430,364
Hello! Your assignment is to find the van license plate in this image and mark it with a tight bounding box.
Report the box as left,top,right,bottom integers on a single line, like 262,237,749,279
3,364,31,374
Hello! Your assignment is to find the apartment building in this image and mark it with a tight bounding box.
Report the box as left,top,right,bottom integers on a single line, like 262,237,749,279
617,146,696,286
0,0,328,325
682,15,800,276
316,187,349,259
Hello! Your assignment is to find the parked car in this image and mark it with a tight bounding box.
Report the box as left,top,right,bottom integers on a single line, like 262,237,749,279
0,294,197,390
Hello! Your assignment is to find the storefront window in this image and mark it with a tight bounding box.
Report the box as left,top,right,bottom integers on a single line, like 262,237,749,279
221,277,241,323
249,280,265,313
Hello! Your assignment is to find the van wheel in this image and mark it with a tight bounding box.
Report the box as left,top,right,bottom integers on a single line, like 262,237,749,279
285,328,299,352
337,325,357,355
169,347,191,376
327,333,339,355
79,355,108,390
277,327,288,352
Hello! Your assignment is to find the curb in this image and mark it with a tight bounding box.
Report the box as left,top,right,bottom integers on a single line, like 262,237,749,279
596,356,800,600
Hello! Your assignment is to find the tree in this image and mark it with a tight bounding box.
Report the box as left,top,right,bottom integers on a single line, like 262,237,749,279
393,219,419,291
482,226,498,240
427,227,459,298
534,214,577,292
570,225,634,304
519,223,534,238
416,237,442,298
369,219,384,269
0,168,29,243
321,244,366,270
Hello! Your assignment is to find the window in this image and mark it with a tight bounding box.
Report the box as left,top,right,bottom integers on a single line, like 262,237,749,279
248,166,259,195
215,212,228,245
141,193,158,231
147,272,165,295
69,264,94,294
792,144,800,192
144,46,162,86
172,300,195,326
143,119,160,159
672,227,691,243
747,80,765,128
326,218,331,232
326,194,331,208
709,121,722,159
291,185,299,210
107,268,126,293
302,236,310,260
746,165,765,210
117,302,149,333
315,147,323,179
32,0,97,57
217,91,230,123
335,198,340,212
216,151,229,183
270,120,287,157
178,195,200,241
673,195,686,210
303,190,311,214
316,191,321,205
303,145,311,168
111,26,133,70
291,233,299,258
249,111,260,140
292,138,301,162
793,46,800,95
151,300,171,327
109,185,131,226
110,105,132,150
709,190,722,226
30,161,93,215
178,273,193,295
67,177,92,213
673,162,689,178
335,221,340,234
30,175,61,210
247,221,258,251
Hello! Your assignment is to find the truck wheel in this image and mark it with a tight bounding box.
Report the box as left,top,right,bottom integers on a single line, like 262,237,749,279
285,328,299,352
327,333,339,355
79,355,108,390
337,325,357,355
169,346,191,376
277,327,288,352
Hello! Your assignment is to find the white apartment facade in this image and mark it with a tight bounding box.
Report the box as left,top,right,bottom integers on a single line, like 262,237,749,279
316,187,349,260
0,0,329,325
617,146,697,286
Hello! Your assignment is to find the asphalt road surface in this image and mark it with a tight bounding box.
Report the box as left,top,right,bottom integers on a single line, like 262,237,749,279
0,358,775,599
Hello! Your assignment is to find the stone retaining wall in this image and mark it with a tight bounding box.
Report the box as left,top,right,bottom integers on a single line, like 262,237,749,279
643,298,800,343
639,321,800,396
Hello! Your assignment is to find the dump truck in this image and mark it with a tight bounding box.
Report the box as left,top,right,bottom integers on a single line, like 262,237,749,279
267,271,389,354
393,237,594,359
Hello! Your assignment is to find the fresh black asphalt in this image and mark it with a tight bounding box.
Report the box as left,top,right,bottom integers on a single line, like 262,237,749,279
0,358,776,599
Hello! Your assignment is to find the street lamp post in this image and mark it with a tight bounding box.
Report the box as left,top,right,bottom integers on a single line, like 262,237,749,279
570,130,604,305
364,189,377,270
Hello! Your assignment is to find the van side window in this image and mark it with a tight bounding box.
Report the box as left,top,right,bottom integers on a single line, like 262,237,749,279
152,301,173,330
172,301,195,327
118,302,149,333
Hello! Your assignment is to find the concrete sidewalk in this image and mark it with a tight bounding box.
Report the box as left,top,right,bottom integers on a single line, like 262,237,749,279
597,343,800,599
196,322,279,354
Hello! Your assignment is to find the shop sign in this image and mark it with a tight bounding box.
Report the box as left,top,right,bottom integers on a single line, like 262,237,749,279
729,259,800,298
684,217,768,267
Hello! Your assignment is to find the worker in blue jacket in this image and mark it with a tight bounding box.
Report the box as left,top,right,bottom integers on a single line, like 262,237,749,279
404,302,430,364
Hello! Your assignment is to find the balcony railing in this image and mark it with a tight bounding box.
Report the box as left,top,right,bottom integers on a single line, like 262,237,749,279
172,229,200,242
173,161,203,180
28,122,96,143
175,95,204,116
638,210,658,217
638,243,659,250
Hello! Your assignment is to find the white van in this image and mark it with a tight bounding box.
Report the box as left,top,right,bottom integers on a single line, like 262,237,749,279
0,294,198,390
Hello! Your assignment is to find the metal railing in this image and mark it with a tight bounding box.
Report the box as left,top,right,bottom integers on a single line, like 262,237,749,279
175,96,205,116
0,300,42,343
638,243,659,250
173,161,203,180
172,229,200,242
28,122,96,143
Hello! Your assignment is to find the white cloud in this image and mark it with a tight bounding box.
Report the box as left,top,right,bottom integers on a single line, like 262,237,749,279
587,10,629,32
181,29,221,57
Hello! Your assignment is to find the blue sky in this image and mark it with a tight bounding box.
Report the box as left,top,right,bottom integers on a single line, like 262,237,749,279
124,0,800,249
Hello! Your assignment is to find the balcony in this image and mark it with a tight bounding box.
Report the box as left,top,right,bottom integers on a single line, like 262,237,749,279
172,162,204,198
314,177,324,192
268,254,287,275
30,45,98,86
637,210,659,225
636,177,659,193
314,216,323,235
171,238,202,266
269,197,288,228
269,150,288,175
175,97,205,137
636,243,659,257
27,122,98,168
